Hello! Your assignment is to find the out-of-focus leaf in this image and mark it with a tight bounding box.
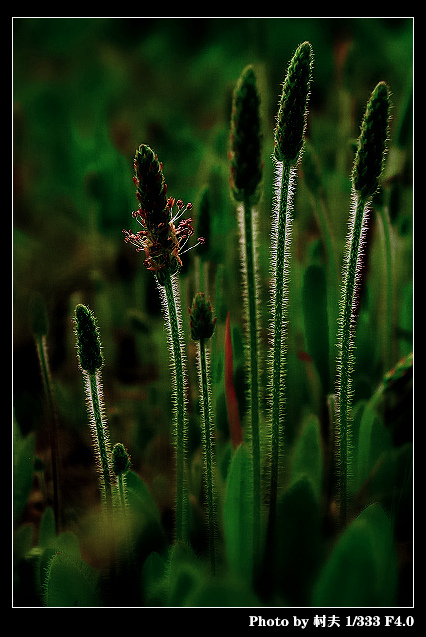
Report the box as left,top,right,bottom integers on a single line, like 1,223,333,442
187,575,260,607
290,414,323,500
13,421,35,525
223,443,253,580
44,552,101,607
274,476,321,605
312,503,397,607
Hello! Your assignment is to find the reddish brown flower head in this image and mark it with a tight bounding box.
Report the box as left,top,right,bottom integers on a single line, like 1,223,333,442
123,144,204,280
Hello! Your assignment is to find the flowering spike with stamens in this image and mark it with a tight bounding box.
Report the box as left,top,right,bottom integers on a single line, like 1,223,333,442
123,143,205,545
123,144,204,282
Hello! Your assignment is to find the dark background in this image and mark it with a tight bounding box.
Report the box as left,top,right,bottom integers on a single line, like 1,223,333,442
13,18,413,569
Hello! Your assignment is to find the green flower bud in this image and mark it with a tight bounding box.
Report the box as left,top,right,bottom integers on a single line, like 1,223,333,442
274,41,313,164
189,293,217,341
352,81,391,198
112,443,131,477
74,304,103,375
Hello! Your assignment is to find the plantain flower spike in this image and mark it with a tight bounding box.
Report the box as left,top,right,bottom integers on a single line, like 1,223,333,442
229,65,263,206
274,41,313,165
352,81,391,199
123,144,204,282
74,304,103,375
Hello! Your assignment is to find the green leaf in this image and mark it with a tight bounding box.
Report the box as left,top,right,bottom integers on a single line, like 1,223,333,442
39,507,56,548
186,576,260,607
13,524,34,563
39,507,81,558
369,443,413,534
273,476,321,605
312,503,397,607
166,542,205,606
141,551,167,606
125,470,161,527
355,399,392,492
223,444,253,580
13,423,35,525
398,281,413,358
44,553,101,607
290,414,323,500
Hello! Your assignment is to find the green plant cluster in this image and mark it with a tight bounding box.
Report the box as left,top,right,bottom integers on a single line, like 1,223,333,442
13,18,413,609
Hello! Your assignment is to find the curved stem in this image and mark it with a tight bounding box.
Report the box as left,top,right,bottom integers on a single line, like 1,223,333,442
268,159,292,540
336,192,368,527
87,371,113,512
35,334,61,533
163,273,188,543
199,337,216,574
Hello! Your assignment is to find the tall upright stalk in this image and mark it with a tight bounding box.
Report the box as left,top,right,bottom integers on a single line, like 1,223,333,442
123,144,203,545
111,442,132,575
336,81,391,527
160,272,189,544
242,194,261,568
112,442,131,513
189,292,217,573
74,304,113,513
229,65,263,574
267,42,313,547
268,157,292,536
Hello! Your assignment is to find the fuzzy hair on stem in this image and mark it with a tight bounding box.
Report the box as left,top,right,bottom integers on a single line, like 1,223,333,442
265,42,313,558
125,143,198,545
84,370,113,511
236,199,263,571
156,272,190,544
236,199,263,419
230,63,264,577
74,304,113,512
197,336,218,574
190,292,218,572
266,159,296,507
335,190,370,524
335,81,391,527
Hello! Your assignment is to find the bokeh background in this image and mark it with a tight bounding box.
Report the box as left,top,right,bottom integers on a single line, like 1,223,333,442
13,17,413,590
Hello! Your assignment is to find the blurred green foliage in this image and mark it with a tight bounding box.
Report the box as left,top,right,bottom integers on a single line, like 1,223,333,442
13,18,413,607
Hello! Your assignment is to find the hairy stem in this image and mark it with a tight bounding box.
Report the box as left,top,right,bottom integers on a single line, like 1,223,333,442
199,337,216,573
87,371,113,512
162,273,188,543
336,192,368,527
268,158,292,538
240,196,262,573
